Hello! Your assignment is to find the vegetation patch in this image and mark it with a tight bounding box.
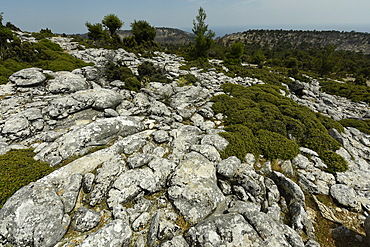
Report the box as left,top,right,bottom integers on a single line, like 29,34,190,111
177,73,198,86
137,61,171,84
226,65,293,86
319,79,370,104
0,149,57,208
0,38,93,84
339,118,370,135
212,83,346,172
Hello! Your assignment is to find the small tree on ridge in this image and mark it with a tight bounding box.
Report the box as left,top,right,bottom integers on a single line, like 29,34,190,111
191,7,215,59
102,14,123,37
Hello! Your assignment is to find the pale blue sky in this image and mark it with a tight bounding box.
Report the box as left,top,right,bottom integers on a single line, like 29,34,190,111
1,0,370,36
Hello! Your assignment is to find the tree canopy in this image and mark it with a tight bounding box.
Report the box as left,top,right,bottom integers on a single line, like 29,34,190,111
131,20,156,45
85,22,106,41
191,7,215,59
102,14,123,37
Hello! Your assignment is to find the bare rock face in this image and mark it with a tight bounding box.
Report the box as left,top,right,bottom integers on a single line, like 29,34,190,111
47,71,90,93
9,68,46,86
79,219,132,247
168,152,225,225
34,116,145,166
0,182,70,247
2,38,370,247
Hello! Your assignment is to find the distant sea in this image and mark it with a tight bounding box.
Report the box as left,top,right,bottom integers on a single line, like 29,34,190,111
182,24,370,38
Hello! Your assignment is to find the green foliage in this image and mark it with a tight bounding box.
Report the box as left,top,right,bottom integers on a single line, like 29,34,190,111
177,73,198,86
316,113,344,133
339,118,370,135
85,22,107,41
122,36,138,48
256,129,299,160
0,38,93,84
0,25,13,51
102,14,123,37
105,61,134,82
226,65,292,86
5,21,20,31
219,125,258,160
251,50,266,68
124,77,142,92
321,151,348,174
320,79,370,104
31,28,55,40
190,7,215,59
138,61,170,83
237,39,370,81
0,149,57,208
131,20,156,45
180,58,213,71
212,83,346,172
104,61,142,92
0,12,3,26
225,42,244,65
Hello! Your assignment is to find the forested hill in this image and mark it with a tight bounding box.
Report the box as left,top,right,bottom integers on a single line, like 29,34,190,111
218,30,370,54
117,27,195,45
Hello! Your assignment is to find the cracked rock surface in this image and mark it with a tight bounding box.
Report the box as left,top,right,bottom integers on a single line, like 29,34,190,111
1,37,370,247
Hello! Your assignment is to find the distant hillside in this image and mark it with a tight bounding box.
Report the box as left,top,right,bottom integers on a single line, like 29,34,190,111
218,30,370,54
117,27,194,45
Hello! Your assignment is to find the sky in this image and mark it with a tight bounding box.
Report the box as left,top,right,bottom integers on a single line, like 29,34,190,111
1,0,370,37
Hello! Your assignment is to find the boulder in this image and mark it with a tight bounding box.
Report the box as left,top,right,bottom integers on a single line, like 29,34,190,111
34,116,145,165
168,152,225,225
71,207,101,232
9,68,46,86
79,219,132,247
0,182,70,247
1,116,30,137
73,88,124,110
330,184,361,210
47,71,90,93
187,213,264,246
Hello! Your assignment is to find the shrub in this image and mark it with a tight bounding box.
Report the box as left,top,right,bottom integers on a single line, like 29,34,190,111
138,61,170,83
256,129,299,160
105,62,134,82
212,83,347,172
124,77,142,92
226,65,292,86
321,151,348,174
219,125,258,160
320,79,370,104
0,39,93,84
0,149,57,208
179,74,198,86
339,118,370,135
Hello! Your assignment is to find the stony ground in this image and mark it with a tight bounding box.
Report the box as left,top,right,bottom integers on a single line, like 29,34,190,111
0,37,370,247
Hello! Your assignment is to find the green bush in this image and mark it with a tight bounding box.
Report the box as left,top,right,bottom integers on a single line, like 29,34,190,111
178,74,198,86
212,83,347,172
219,125,258,160
339,118,370,134
256,129,299,160
320,151,348,174
138,61,170,83
320,79,370,104
0,39,93,84
124,77,142,92
226,65,293,86
105,62,134,82
0,149,57,208
316,113,345,133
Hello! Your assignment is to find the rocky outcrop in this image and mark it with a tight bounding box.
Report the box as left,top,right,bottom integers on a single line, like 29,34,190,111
0,182,70,247
1,37,370,247
9,68,46,86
